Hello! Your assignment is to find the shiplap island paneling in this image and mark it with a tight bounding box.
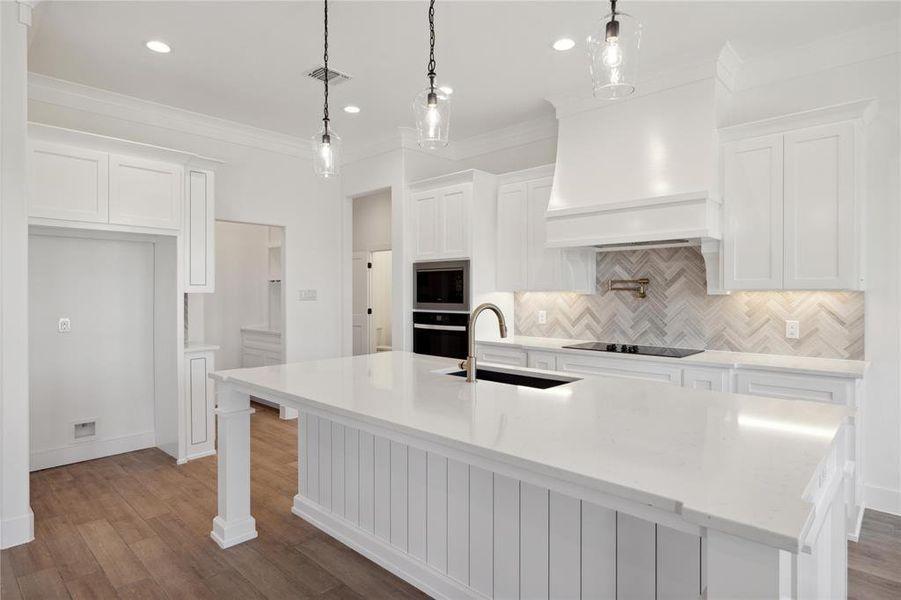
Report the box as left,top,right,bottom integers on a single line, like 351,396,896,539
294,411,703,600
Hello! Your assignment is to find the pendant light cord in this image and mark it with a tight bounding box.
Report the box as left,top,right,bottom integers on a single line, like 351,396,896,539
322,0,330,132
610,0,617,18
427,0,436,93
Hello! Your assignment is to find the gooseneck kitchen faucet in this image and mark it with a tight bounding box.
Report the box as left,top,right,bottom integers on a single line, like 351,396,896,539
460,303,508,382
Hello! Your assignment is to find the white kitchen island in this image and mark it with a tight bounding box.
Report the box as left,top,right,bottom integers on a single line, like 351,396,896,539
210,351,850,600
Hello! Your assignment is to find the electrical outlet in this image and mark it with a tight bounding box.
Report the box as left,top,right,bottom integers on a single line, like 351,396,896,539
537,310,547,324
298,289,317,301
785,319,800,340
58,318,71,333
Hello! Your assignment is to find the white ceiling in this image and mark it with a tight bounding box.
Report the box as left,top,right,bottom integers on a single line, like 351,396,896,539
28,1,899,146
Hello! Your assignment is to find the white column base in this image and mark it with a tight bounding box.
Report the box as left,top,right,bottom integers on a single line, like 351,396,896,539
210,515,258,548
0,509,34,549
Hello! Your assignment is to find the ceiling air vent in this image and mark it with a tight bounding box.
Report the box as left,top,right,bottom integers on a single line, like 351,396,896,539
306,65,352,86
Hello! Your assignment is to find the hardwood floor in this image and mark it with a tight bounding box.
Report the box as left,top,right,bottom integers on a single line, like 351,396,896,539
2,402,899,599
1,403,427,600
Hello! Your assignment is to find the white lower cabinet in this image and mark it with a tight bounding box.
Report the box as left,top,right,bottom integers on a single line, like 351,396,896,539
734,370,851,405
475,346,527,367
557,353,682,385
184,348,215,460
683,366,730,392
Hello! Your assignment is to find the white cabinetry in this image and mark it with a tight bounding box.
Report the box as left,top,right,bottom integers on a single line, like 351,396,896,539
527,351,558,371
184,169,216,292
475,345,527,367
241,327,283,367
184,347,216,460
721,103,868,291
109,155,182,229
28,142,109,223
496,166,596,293
557,353,682,384
411,183,471,261
683,366,730,392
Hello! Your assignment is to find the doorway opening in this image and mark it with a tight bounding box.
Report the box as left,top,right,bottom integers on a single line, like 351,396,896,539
352,190,392,355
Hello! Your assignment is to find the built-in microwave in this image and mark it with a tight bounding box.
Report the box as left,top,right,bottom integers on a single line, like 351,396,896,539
413,260,469,312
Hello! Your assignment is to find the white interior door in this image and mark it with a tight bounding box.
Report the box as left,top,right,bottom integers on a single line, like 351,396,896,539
352,252,371,355
370,250,392,352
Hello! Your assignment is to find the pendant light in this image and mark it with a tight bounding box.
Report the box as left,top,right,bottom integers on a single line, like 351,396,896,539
312,0,340,177
413,0,450,149
587,0,642,99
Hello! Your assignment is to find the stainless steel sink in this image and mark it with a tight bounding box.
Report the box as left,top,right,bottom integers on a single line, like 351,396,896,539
446,367,580,389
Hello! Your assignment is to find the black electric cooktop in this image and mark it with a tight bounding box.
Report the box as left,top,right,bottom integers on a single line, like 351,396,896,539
561,342,704,358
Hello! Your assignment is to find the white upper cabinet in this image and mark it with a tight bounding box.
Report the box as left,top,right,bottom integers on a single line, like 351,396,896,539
184,169,216,293
723,134,784,290
496,169,596,293
109,155,183,230
28,141,109,223
411,183,471,261
783,122,856,289
721,103,867,291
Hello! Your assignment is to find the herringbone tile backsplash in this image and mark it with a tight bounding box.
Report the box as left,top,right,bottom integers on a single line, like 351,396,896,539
514,247,865,360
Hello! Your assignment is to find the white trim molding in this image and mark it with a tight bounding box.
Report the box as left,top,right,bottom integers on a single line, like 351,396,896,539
718,99,878,142
0,510,35,550
28,73,310,157
865,483,901,517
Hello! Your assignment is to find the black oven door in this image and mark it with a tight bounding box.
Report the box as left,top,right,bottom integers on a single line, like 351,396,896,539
414,260,469,311
412,312,468,359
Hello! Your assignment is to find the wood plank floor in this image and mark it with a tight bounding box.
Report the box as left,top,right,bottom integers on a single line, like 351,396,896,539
3,401,900,599
1,403,427,600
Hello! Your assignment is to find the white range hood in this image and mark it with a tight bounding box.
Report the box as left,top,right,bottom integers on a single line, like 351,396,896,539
546,63,735,290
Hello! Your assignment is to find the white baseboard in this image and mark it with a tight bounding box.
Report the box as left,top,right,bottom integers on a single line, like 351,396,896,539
864,483,901,516
0,509,34,549
30,431,155,471
292,495,485,600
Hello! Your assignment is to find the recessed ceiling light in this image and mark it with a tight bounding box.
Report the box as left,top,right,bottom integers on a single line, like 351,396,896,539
343,105,361,114
439,86,453,95
553,38,575,52
145,40,171,54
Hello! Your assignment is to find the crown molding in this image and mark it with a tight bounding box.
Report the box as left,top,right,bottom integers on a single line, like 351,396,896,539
734,20,900,91
27,73,311,157
718,99,878,143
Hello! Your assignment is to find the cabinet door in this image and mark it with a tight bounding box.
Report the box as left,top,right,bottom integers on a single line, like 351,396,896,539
723,135,784,290
185,351,215,459
109,155,183,229
411,190,439,259
475,345,527,367
185,169,215,293
784,122,856,289
439,184,470,258
496,182,528,291
526,178,560,290
28,142,109,223
734,370,851,405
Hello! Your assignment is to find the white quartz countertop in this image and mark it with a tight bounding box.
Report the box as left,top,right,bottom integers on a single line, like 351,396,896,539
212,351,849,551
477,335,868,378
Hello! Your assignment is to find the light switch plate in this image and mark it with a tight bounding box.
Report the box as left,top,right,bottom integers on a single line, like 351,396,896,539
785,319,800,340
58,318,71,333
537,310,547,324
298,289,318,301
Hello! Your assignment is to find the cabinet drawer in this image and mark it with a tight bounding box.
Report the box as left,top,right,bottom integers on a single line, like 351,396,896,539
527,351,558,371
476,345,527,367
682,367,730,392
734,370,852,405
557,355,681,384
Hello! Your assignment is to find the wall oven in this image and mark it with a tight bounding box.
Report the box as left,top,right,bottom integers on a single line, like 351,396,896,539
413,260,469,312
412,311,468,359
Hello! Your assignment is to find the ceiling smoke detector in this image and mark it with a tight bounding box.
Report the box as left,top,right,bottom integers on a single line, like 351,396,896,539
305,65,352,86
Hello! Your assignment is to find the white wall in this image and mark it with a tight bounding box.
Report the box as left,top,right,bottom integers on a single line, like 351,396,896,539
28,77,344,364
203,221,270,370
352,190,391,252
0,1,33,549
728,43,901,513
29,234,156,469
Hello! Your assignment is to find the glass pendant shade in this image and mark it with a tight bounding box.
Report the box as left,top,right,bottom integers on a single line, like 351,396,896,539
413,86,450,149
588,11,641,99
311,127,341,178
